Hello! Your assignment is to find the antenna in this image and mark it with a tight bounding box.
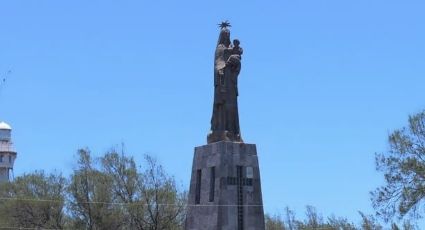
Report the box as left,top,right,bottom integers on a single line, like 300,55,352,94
0,70,12,89
0,70,12,103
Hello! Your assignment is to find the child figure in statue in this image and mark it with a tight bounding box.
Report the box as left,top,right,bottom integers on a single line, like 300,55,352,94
231,39,243,57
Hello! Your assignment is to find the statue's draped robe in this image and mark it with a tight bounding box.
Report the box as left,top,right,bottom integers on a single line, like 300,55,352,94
209,31,242,143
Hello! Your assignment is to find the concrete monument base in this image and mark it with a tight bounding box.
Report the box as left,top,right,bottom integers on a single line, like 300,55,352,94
185,141,265,230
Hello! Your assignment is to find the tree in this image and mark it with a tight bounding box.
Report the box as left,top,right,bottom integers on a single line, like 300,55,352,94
68,149,122,230
264,206,357,230
136,155,186,230
100,150,141,229
372,111,425,221
100,150,186,230
0,171,66,229
265,214,286,230
359,212,383,230
67,148,186,230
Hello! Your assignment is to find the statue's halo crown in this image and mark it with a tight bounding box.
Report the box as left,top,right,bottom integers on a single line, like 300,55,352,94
218,21,231,29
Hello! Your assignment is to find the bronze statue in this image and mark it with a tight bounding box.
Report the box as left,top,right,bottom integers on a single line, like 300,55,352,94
208,21,243,143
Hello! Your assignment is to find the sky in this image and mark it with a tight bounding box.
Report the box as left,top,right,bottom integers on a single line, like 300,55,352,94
1,0,425,226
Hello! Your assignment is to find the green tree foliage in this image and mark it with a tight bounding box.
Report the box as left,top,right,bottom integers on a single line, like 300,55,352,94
264,206,417,230
265,214,286,230
0,148,186,230
359,212,382,230
100,149,141,228
372,111,425,221
0,171,66,229
67,148,186,230
264,206,358,230
136,155,186,230
68,149,122,230
296,206,357,230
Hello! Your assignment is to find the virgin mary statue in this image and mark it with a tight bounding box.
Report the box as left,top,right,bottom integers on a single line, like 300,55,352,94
208,22,243,144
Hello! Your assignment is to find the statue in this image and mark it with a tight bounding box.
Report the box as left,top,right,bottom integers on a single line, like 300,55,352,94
208,21,244,143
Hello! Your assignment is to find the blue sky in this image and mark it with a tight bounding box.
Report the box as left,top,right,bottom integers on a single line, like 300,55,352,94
1,0,425,225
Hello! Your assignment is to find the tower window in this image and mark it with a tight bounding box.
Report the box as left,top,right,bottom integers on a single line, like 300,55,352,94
9,155,12,163
0,155,3,163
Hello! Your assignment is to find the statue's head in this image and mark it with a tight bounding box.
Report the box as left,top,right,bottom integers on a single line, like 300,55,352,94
217,28,231,47
233,39,240,47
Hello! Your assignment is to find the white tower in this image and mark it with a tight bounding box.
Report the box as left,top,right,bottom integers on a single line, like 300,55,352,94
0,121,17,183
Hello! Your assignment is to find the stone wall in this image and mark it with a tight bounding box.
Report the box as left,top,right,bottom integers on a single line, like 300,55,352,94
185,141,265,230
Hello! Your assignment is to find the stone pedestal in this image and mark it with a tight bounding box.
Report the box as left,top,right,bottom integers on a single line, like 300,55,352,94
185,141,265,230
